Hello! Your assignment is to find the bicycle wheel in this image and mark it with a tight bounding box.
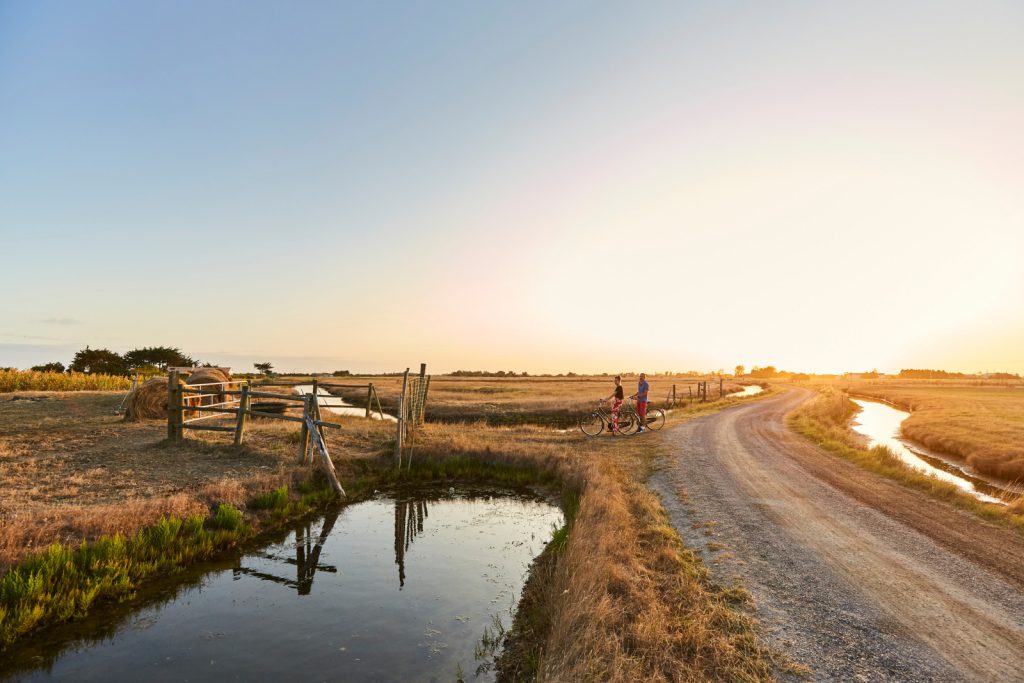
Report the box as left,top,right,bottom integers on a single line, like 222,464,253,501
644,408,666,431
615,407,637,435
616,415,637,435
579,412,605,436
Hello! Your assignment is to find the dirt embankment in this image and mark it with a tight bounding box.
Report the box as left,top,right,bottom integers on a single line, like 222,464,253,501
651,387,1024,682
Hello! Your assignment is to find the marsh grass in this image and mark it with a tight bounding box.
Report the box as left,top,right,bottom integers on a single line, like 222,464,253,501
324,374,747,428
0,512,243,647
840,382,1024,481
789,387,1024,533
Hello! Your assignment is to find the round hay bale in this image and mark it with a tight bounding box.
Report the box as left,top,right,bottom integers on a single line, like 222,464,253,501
184,368,234,419
185,368,231,386
124,378,169,420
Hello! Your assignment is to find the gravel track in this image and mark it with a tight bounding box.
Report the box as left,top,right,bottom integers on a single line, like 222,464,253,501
649,387,1024,682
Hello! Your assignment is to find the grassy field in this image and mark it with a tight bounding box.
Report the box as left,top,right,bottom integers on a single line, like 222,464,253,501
0,370,132,393
0,378,781,681
837,380,1024,482
322,373,746,428
788,386,1024,524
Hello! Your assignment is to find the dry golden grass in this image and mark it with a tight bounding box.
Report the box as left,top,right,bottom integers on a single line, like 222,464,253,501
839,381,1024,481
789,386,1024,533
308,373,745,428
0,392,324,569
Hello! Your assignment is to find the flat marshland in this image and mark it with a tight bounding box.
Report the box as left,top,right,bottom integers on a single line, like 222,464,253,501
839,380,1024,482
0,375,780,681
788,382,1024,522
326,373,745,427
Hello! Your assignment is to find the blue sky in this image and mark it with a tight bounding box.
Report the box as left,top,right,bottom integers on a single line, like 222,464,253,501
2,1,1023,373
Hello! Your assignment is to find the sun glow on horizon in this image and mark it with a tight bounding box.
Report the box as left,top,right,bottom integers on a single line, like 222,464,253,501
2,1,1023,375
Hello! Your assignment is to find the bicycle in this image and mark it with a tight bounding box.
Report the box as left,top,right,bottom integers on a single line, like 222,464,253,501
622,397,666,433
579,398,665,436
579,400,636,436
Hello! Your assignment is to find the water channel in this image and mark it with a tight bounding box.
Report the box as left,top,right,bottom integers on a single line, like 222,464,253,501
2,488,563,682
294,384,397,422
849,398,1016,504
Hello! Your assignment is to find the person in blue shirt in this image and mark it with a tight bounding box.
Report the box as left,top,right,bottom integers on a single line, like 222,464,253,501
632,372,650,433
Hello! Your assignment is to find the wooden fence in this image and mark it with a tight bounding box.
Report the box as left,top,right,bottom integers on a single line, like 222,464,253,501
664,378,727,407
165,372,392,497
394,364,431,468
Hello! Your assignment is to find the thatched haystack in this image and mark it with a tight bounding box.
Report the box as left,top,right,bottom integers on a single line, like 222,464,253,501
124,378,169,420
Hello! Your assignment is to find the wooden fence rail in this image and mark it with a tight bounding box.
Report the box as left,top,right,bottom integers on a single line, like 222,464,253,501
165,375,394,498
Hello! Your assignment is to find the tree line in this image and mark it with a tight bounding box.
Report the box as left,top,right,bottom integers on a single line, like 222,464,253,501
31,346,198,375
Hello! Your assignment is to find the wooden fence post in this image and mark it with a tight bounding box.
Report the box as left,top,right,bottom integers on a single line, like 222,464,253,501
395,368,409,466
167,370,183,441
234,383,250,446
422,375,431,423
720,378,724,399
366,383,373,419
298,395,312,464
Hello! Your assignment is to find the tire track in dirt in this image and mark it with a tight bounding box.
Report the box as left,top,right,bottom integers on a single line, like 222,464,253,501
649,388,1024,682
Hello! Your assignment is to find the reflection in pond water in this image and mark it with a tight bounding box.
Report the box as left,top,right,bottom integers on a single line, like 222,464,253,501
233,510,339,595
731,385,764,398
394,497,429,588
850,399,1011,504
2,488,562,683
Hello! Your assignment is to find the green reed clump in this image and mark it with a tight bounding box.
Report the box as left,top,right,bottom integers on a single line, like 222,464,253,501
210,504,244,531
0,514,243,648
250,486,289,511
0,369,132,393
379,457,556,489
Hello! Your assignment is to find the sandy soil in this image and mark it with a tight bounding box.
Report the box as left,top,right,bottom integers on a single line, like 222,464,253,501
650,387,1024,682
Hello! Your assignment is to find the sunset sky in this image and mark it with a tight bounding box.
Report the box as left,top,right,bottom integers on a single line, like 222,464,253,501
2,1,1022,374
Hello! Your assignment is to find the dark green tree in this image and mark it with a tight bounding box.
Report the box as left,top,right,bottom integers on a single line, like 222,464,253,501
31,362,66,373
123,346,195,370
254,362,274,376
69,347,127,375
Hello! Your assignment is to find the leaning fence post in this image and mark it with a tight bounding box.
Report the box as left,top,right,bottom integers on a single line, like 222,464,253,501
298,394,312,464
234,383,250,446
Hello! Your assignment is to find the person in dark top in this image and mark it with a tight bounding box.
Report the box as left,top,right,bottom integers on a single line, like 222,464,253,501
602,375,625,434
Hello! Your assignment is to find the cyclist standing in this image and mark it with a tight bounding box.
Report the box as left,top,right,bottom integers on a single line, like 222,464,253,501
602,375,625,434
633,372,650,433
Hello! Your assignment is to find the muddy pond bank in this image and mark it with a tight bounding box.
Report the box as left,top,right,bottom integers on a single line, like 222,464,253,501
1,486,563,683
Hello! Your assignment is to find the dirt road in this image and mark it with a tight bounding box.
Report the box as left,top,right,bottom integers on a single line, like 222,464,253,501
650,388,1024,682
